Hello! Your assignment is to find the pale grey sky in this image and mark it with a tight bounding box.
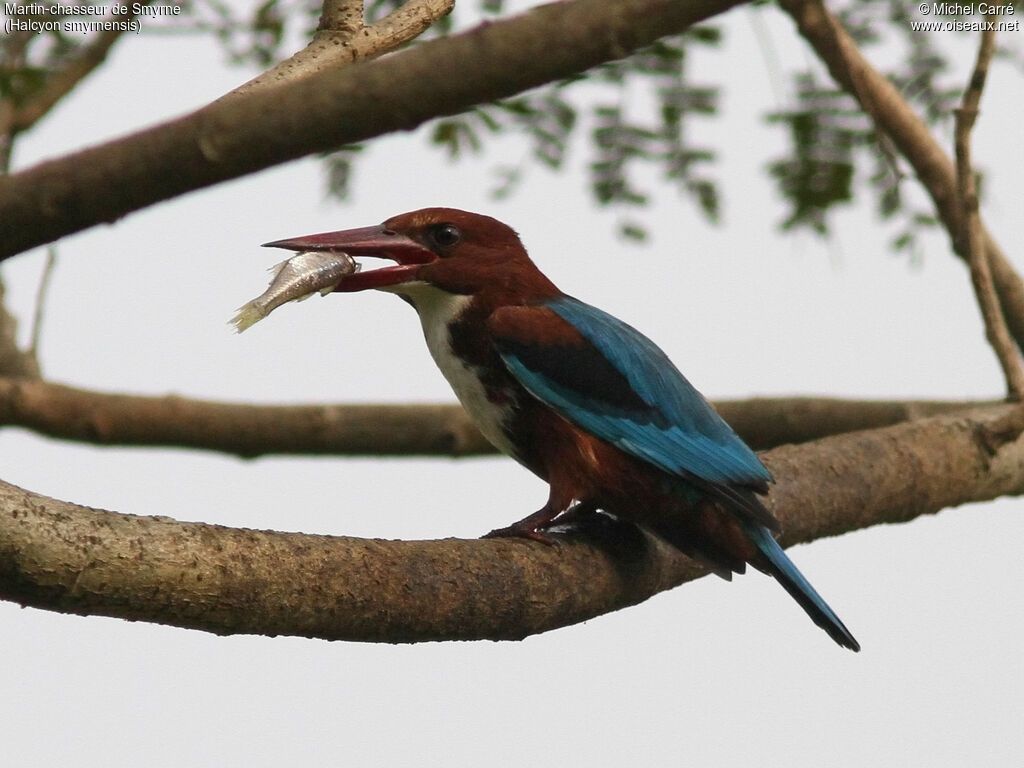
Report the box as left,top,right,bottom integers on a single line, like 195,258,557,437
2,5,1022,766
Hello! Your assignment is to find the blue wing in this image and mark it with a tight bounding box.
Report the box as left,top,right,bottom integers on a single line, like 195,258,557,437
489,296,772,492
489,297,860,650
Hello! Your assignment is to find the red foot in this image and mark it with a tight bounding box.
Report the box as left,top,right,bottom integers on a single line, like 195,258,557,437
481,525,558,545
481,506,561,545
481,502,598,545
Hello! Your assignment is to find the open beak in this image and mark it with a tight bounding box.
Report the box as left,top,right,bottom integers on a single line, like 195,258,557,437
262,225,437,292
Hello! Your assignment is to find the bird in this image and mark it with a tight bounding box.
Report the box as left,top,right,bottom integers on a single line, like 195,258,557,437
264,207,860,651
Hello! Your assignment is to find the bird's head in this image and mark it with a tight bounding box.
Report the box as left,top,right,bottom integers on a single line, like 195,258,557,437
263,208,558,300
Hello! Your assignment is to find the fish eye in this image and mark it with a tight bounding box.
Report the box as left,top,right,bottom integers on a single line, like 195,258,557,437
430,223,461,250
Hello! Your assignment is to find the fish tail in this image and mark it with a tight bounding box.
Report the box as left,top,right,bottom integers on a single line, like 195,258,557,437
230,302,267,333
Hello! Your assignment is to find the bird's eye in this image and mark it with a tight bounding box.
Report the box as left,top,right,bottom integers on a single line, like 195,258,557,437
430,223,461,249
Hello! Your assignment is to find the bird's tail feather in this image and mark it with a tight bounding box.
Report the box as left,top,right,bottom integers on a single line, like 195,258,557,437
746,523,860,652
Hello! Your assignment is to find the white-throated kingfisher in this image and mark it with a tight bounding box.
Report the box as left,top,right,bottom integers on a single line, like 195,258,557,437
265,208,859,651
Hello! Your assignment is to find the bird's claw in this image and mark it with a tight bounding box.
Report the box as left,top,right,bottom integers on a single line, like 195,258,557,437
481,524,557,546
482,502,600,545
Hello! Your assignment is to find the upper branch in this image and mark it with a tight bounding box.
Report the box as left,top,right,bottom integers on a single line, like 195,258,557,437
778,0,1024,355
2,404,1021,641
0,0,746,260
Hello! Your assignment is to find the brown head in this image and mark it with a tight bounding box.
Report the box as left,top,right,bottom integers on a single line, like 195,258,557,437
263,207,560,301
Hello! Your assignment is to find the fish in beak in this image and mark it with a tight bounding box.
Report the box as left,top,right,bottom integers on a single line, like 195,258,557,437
262,225,438,293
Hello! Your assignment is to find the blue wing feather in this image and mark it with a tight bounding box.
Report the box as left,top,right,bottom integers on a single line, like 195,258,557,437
495,296,772,490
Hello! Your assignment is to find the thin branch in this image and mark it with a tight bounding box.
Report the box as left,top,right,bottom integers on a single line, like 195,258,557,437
318,0,364,32
366,0,452,40
0,0,747,261
27,247,57,360
954,27,1024,399
8,26,128,134
0,22,32,169
0,282,40,379
223,0,454,100
2,403,1022,641
0,376,994,456
778,0,1024,356
1,7,148,136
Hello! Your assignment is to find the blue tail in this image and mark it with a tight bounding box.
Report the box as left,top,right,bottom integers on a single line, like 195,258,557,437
746,523,860,651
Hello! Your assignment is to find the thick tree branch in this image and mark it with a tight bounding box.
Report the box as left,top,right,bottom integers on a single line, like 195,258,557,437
0,379,492,456
778,0,1024,355
954,27,1024,399
0,0,745,260
2,404,1021,641
714,396,990,451
0,376,990,456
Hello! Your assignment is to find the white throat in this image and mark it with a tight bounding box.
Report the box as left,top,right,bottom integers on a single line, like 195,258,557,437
387,282,517,458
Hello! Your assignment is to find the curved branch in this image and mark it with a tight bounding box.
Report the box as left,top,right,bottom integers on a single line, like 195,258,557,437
0,0,745,260
2,404,1022,641
778,0,1024,354
0,376,991,456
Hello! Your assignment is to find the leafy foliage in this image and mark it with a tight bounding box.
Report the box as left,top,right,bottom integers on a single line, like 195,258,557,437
767,74,868,234
0,21,90,109
0,0,312,116
322,145,365,201
200,0,299,67
765,0,967,248
423,27,722,240
1,0,1002,249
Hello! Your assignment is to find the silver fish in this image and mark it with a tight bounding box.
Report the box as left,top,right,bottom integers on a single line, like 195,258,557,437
231,250,358,333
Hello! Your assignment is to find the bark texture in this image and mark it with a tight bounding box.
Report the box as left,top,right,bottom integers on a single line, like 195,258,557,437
0,0,745,260
2,404,1021,641
0,378,988,457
